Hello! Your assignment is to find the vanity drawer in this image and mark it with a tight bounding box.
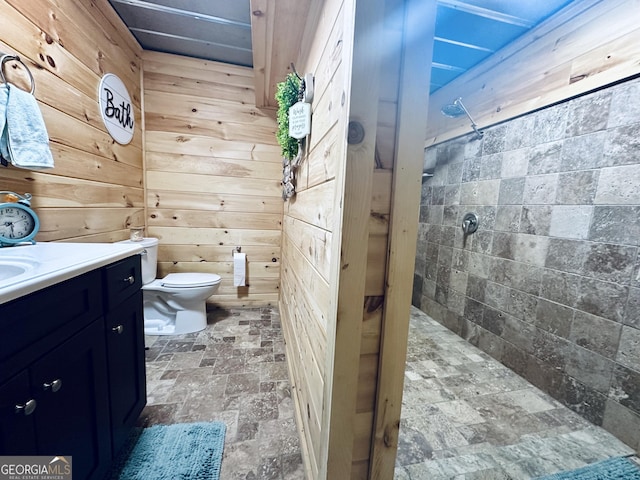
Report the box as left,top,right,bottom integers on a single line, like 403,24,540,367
0,269,103,374
103,255,142,309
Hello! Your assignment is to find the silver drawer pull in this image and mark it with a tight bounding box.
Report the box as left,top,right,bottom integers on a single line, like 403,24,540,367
112,325,124,334
43,379,62,393
15,399,37,416
124,275,135,285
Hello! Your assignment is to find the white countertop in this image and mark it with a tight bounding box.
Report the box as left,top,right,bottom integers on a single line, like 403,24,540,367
0,242,144,304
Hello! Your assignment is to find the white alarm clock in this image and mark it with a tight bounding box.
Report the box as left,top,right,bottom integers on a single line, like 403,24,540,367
0,192,39,247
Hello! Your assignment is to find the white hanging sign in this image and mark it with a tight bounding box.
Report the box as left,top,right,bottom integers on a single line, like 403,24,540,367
288,102,311,139
99,73,134,145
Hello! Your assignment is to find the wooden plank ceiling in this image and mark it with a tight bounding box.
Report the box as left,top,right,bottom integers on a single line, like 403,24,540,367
108,0,577,108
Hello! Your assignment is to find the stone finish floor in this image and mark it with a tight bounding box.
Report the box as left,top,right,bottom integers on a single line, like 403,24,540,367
139,306,305,480
395,306,636,479
137,305,635,480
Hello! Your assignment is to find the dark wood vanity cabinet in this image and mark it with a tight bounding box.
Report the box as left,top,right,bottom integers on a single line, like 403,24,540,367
0,254,145,480
105,290,146,455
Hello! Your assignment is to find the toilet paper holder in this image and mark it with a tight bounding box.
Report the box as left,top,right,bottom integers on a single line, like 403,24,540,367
233,246,241,255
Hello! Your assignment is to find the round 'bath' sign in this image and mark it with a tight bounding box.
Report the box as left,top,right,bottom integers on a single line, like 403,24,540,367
99,73,134,145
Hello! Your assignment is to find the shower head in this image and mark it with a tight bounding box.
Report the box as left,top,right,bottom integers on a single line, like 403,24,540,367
440,98,467,118
440,97,484,140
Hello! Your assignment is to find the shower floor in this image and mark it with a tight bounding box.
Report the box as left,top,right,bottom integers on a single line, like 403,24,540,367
395,306,636,479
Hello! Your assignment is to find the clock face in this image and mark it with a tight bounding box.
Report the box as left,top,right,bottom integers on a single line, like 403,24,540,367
0,205,36,240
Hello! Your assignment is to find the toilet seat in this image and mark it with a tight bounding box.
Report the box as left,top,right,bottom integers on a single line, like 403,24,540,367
160,272,221,288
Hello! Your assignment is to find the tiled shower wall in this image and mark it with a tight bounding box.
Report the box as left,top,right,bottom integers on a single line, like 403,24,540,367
413,76,640,452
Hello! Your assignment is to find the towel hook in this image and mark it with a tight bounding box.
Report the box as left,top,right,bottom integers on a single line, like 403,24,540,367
0,54,35,95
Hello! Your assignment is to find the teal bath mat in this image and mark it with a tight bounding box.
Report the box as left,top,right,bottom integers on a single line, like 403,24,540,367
109,422,226,480
536,456,640,480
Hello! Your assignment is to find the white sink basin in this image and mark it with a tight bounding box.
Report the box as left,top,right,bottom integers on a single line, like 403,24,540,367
0,258,38,281
0,242,144,304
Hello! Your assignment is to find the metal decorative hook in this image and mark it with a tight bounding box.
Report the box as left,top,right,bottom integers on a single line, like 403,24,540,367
289,62,303,81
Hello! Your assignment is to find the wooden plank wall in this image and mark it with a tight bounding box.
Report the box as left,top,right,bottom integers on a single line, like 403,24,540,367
426,0,640,145
278,0,418,477
142,51,282,307
277,0,347,475
0,0,143,242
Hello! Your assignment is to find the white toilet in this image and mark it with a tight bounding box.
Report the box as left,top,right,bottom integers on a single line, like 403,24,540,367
119,237,221,336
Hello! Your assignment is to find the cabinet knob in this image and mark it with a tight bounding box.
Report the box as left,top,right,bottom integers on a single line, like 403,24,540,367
43,378,63,393
124,275,135,285
112,325,124,334
15,399,37,416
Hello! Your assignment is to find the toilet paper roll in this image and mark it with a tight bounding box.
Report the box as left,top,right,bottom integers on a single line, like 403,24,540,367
233,252,246,287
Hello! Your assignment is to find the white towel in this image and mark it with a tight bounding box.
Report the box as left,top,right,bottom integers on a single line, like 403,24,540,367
233,252,246,287
0,83,54,169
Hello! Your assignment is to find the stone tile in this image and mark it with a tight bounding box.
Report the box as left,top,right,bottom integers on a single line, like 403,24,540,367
625,287,640,329
564,344,614,393
463,156,482,183
505,115,535,151
609,363,640,415
437,400,486,425
503,389,556,414
448,163,465,186
501,148,529,178
565,90,611,137
569,311,621,359
491,232,516,260
576,277,628,323
528,141,563,175
445,184,462,205
534,298,574,338
424,146,437,170
524,174,558,205
519,206,552,236
489,258,541,296
617,326,640,372
432,186,446,205
498,177,525,205
481,306,506,336
595,164,640,205
545,238,588,275
502,315,536,354
532,104,568,144
556,170,599,205
540,269,580,308
560,377,608,426
602,123,640,167
589,206,640,246
483,125,508,155
461,180,501,205
504,290,537,322
602,399,640,452
396,424,435,465
549,206,593,239
607,79,640,129
532,329,570,371
480,153,503,180
514,234,549,266
559,131,607,171
495,205,522,232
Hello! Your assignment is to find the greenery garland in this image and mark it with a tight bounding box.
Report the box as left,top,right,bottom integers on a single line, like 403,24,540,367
275,73,302,160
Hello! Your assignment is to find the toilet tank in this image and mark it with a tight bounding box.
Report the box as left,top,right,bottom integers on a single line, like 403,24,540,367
118,237,158,285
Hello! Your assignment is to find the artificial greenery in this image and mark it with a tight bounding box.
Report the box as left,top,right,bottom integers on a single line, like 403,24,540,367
275,73,302,160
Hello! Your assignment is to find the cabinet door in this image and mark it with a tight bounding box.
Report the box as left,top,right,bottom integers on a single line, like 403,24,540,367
0,371,37,454
105,290,146,456
31,319,111,480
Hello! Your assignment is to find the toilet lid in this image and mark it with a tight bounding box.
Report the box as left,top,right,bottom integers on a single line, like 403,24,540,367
161,273,221,288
